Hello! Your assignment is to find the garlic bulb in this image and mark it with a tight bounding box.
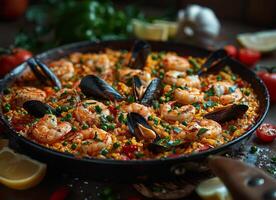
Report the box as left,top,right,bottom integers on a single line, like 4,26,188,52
177,4,221,39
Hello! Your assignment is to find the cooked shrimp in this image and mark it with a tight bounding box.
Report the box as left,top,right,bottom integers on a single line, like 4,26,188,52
74,100,110,125
160,102,195,122
213,82,242,105
79,127,113,156
174,88,204,105
121,102,154,118
164,70,201,88
13,87,46,107
118,68,152,85
162,54,190,72
50,59,75,80
31,114,71,144
186,119,222,140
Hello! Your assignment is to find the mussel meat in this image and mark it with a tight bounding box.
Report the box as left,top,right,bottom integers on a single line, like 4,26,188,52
80,75,124,101
129,40,151,69
27,58,62,89
204,104,249,123
23,100,57,118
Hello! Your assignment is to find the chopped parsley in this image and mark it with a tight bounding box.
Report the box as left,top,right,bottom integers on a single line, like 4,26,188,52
228,125,237,133
71,143,77,150
204,87,215,97
197,128,209,136
82,123,89,130
152,100,160,109
192,102,201,110
113,142,120,149
216,75,222,81
127,96,135,103
118,113,127,124
173,127,182,133
95,105,102,114
203,100,217,109
100,148,109,156
3,103,11,112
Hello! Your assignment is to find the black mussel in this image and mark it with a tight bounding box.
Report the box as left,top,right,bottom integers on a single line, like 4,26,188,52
80,75,124,101
132,75,144,102
127,112,156,141
127,112,186,153
140,78,162,106
204,104,249,123
198,49,228,76
23,100,57,118
129,40,151,69
27,58,62,89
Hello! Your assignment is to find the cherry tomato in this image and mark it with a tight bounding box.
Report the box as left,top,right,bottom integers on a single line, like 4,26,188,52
0,48,32,77
257,71,276,103
256,123,276,143
238,48,261,67
49,186,70,200
224,45,237,58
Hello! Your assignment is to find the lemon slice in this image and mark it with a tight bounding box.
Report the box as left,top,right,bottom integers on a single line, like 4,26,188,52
237,30,276,52
153,20,178,38
196,177,232,200
0,147,47,190
0,139,9,150
132,19,169,41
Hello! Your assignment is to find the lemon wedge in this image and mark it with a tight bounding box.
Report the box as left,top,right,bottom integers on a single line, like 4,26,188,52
132,19,169,41
153,20,178,38
237,30,276,52
0,147,46,190
196,177,232,200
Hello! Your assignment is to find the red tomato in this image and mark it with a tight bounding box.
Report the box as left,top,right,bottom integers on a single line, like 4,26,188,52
257,71,276,103
122,144,138,159
256,123,276,143
224,45,237,58
49,186,70,200
0,48,32,77
0,0,29,20
238,48,261,67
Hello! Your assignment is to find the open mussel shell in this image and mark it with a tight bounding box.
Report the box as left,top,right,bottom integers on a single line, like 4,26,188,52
199,57,235,77
204,104,249,123
198,49,228,76
132,75,144,102
23,100,57,118
80,75,124,101
129,40,151,69
140,78,162,106
127,112,186,153
127,112,155,141
27,58,62,89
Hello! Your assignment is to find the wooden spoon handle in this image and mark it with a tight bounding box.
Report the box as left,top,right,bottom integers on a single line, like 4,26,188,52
208,156,276,200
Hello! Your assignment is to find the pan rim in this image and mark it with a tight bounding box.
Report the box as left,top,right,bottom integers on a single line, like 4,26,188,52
0,39,270,165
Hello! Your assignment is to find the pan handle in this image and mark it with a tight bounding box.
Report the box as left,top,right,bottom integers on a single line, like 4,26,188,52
208,156,276,200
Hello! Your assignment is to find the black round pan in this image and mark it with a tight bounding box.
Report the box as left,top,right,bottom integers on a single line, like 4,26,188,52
0,40,270,182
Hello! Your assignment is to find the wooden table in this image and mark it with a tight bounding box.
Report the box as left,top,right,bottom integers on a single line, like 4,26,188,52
0,20,275,200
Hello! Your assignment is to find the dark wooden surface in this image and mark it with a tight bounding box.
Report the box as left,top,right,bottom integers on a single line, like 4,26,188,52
0,19,275,200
